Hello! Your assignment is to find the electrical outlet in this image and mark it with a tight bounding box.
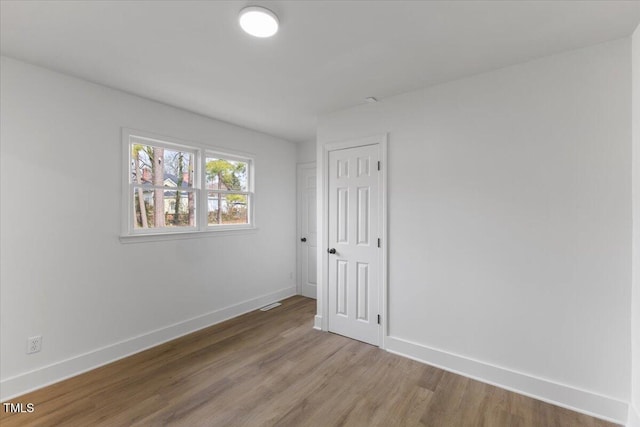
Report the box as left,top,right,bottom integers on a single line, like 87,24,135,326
27,336,42,354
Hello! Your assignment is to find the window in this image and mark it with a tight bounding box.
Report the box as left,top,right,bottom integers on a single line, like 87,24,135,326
205,155,251,226
123,129,255,240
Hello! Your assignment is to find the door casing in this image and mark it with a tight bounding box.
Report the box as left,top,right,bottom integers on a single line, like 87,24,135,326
318,134,388,348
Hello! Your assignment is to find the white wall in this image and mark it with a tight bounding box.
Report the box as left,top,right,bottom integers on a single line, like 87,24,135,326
630,23,640,427
0,57,297,399
318,39,632,422
296,139,316,164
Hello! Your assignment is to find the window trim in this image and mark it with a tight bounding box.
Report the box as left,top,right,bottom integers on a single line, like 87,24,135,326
120,128,256,242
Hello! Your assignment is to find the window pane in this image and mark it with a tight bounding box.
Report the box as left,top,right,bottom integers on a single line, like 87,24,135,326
131,143,195,189
207,192,248,225
205,157,248,191
133,188,196,229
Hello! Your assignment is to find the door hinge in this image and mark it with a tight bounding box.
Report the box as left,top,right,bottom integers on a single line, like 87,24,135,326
377,238,381,248
377,161,381,171
377,314,381,325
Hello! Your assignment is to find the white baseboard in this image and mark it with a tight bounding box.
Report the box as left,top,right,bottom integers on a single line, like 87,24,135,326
628,404,640,427
386,336,628,424
313,315,323,330
0,286,296,401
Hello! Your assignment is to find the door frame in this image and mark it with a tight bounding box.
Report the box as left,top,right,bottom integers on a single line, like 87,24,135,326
319,134,388,348
297,161,316,297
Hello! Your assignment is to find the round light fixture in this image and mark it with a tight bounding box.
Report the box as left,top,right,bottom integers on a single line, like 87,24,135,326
239,6,279,38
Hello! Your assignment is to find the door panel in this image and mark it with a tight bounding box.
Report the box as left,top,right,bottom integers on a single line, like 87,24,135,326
337,188,349,243
337,260,348,315
357,187,369,245
328,144,380,345
356,262,369,321
298,164,317,298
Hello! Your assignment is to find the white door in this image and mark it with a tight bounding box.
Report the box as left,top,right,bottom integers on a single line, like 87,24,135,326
298,163,317,298
328,144,381,346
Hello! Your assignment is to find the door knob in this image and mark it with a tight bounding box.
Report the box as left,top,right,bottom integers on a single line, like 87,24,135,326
300,237,307,242
327,248,336,254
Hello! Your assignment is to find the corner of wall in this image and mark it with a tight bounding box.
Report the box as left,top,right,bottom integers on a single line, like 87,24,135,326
631,20,640,427
313,315,323,331
296,139,317,164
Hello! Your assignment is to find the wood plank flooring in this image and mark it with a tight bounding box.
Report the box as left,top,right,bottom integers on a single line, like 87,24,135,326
1,296,618,427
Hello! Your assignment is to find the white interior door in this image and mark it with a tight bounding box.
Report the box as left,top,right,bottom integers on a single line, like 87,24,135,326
328,144,380,346
298,163,317,298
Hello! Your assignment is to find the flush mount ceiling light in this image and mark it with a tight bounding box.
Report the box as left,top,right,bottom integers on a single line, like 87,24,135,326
239,6,279,38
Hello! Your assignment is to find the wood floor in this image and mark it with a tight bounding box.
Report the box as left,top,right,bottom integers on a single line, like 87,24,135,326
1,296,618,427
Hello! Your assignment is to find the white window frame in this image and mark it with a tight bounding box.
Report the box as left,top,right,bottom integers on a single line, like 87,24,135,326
203,150,255,231
121,128,256,243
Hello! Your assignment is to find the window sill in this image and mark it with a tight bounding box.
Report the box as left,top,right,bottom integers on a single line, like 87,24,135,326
119,226,258,244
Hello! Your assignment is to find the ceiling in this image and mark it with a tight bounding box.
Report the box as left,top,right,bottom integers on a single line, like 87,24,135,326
2,1,639,143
